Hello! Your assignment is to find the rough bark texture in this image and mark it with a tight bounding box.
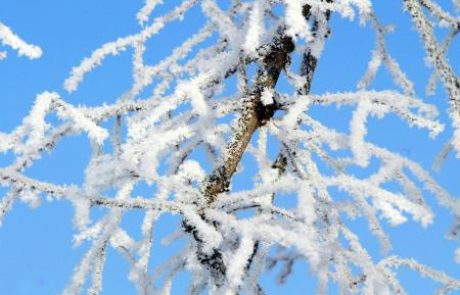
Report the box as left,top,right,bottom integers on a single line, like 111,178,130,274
202,33,295,205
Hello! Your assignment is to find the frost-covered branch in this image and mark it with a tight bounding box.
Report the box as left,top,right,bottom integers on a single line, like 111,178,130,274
405,0,460,155
0,22,42,60
1,1,460,294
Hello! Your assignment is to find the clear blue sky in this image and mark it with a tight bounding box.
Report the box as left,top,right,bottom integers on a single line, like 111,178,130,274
0,1,459,294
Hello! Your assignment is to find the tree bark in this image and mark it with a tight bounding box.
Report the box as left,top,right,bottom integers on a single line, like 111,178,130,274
202,32,295,205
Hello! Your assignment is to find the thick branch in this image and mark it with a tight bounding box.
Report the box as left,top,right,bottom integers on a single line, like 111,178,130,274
202,32,295,205
188,4,334,290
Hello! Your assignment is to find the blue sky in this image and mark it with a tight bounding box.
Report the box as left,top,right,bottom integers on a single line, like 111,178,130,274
0,1,459,294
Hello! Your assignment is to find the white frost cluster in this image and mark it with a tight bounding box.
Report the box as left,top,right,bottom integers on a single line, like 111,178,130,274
0,22,42,60
243,0,266,56
1,1,460,295
137,0,163,26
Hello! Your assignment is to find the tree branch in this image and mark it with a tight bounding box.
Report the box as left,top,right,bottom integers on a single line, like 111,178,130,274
202,28,295,205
